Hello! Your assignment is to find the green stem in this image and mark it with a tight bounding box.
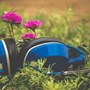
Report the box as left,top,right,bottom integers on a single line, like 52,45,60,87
33,29,36,36
8,24,12,37
10,24,15,39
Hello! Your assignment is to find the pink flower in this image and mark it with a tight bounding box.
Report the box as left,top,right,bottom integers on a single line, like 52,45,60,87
24,20,42,30
1,11,22,25
22,33,36,39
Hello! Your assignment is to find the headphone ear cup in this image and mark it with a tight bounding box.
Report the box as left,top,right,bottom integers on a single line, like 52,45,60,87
19,37,61,65
0,38,19,75
19,37,69,72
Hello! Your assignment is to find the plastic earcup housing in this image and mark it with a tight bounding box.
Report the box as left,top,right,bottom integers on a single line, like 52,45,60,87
0,38,19,75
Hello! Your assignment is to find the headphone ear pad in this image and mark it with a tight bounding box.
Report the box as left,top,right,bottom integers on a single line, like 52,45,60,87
19,38,69,72
0,38,19,75
19,37,61,66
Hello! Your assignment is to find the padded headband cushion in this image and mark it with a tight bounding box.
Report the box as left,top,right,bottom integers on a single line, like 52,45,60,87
20,37,62,64
4,38,19,75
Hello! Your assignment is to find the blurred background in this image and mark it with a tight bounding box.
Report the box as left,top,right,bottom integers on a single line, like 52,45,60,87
1,0,90,19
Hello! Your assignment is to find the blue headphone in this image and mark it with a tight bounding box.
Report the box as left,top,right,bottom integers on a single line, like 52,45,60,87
0,37,85,75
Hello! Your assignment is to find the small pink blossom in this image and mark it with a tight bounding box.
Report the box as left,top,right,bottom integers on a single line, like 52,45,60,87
24,20,42,30
1,11,22,25
22,33,36,39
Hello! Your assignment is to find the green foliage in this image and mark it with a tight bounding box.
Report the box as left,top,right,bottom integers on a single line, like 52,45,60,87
0,60,90,90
